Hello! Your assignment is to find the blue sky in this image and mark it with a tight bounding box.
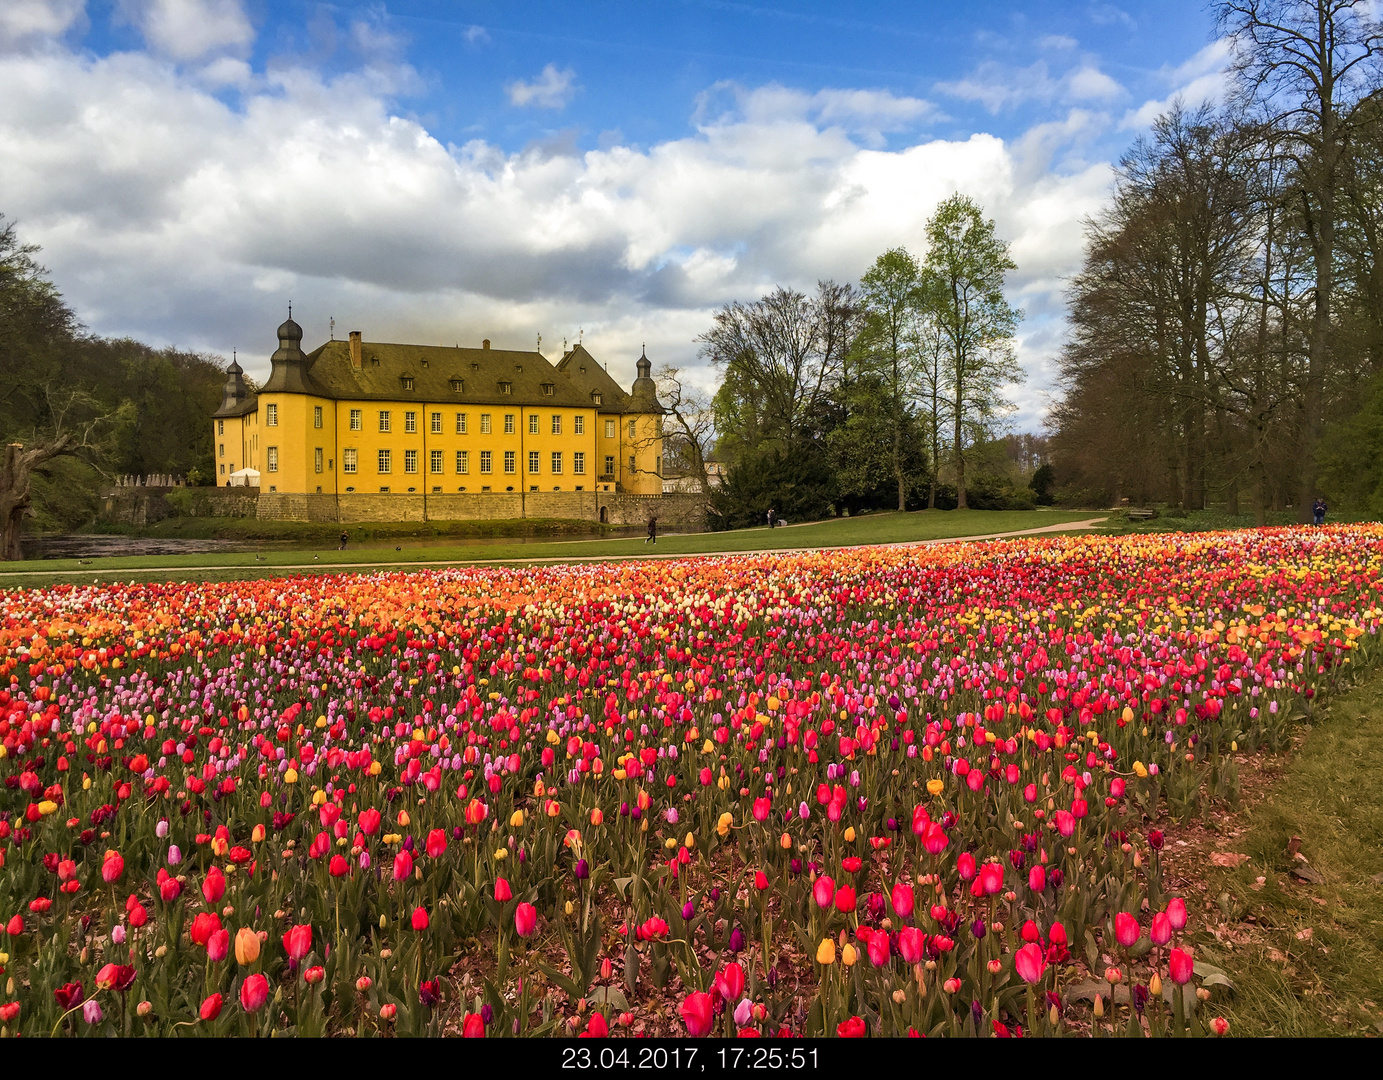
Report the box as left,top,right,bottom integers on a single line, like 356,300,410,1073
0,1,1233,428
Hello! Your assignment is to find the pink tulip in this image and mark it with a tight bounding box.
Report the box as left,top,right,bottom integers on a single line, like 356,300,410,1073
1014,942,1047,984
890,882,914,919
1168,948,1194,985
515,902,537,937
1114,912,1140,948
1166,897,1188,930
680,991,714,1037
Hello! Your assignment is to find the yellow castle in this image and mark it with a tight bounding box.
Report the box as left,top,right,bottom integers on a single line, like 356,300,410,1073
212,315,667,523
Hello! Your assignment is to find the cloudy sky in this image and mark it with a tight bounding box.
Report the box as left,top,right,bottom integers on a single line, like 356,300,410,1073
0,0,1232,428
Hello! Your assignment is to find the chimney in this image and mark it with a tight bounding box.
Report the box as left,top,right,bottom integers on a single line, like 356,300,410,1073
349,331,362,369
482,338,490,350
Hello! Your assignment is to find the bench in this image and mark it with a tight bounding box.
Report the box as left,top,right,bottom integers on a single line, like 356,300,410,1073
1125,508,1157,521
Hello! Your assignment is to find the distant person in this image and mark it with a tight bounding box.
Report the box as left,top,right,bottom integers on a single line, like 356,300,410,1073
1313,498,1327,526
339,531,349,550
767,507,776,529
645,516,658,545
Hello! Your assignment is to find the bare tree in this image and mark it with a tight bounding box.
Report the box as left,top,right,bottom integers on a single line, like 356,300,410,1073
653,366,717,492
1218,0,1383,516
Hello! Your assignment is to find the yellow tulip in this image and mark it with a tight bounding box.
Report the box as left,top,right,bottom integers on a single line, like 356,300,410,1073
717,812,733,837
927,778,944,796
510,810,525,828
234,927,260,965
843,826,855,843
816,939,836,965
841,943,858,967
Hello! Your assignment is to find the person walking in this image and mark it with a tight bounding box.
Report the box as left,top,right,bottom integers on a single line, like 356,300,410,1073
767,507,776,530
338,530,349,550
645,516,658,545
1313,498,1327,526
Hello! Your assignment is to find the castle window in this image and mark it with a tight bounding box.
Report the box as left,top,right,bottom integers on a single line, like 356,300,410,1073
592,392,602,405
500,381,513,395
378,410,391,433
480,451,492,474
350,409,362,431
404,449,418,473
480,413,491,434
219,464,225,475
314,447,323,474
573,452,585,475
629,455,636,472
504,413,515,434
401,376,415,391
504,450,516,474
528,413,539,435
314,406,323,429
604,455,614,476
542,382,554,396
266,447,279,472
528,450,540,473
456,412,467,434
628,419,636,439
218,420,224,435
431,412,442,434
551,452,563,474
378,448,392,474
605,419,615,439
219,443,225,458
266,404,278,426
574,415,585,435
430,450,443,473
551,415,561,435
451,379,464,392
343,448,358,474
404,411,417,433
471,362,479,372
456,450,468,474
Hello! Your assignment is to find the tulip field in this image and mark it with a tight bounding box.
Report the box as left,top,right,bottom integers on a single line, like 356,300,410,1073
1,525,1379,1038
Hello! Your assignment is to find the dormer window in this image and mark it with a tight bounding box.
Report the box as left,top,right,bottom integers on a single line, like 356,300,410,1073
542,382,554,396
471,362,479,372
579,365,586,374
500,381,513,395
371,357,380,366
515,364,523,372
450,378,464,392
591,391,602,405
420,359,429,368
401,376,415,391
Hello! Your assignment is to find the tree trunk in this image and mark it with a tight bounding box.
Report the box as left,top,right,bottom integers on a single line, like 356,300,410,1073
1,438,76,561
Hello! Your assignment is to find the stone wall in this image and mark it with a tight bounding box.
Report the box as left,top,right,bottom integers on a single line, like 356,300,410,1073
247,488,707,526
597,492,707,529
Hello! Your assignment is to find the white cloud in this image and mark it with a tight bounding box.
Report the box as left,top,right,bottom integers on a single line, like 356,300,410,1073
694,81,936,148
464,25,490,46
937,59,1123,113
116,0,254,62
0,0,85,47
0,47,1111,430
505,63,578,109
1121,39,1232,129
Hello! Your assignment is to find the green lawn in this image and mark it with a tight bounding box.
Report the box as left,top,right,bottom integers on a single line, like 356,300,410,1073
1190,666,1383,1036
0,508,1100,587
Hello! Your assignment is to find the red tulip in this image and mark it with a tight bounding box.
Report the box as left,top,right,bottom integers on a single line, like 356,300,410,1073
462,1012,485,1037
207,928,230,962
1166,896,1188,930
1028,864,1047,892
515,902,537,937
95,963,136,991
979,862,1004,896
922,821,949,855
358,808,381,836
836,1015,866,1038
956,852,976,880
834,885,857,913
240,973,268,1012
157,869,182,903
411,906,430,932
3,914,22,936
680,991,714,1037
393,850,414,881
190,912,222,947
584,1012,609,1038
1014,942,1047,984
329,854,349,877
494,877,512,902
101,851,124,884
812,875,835,909
283,924,312,961
1054,810,1076,837
1114,911,1140,948
898,926,926,964
1150,911,1172,946
304,966,325,985
426,829,447,858
1168,947,1194,985
866,931,890,967
714,962,745,1001
890,882,914,919
199,993,223,1021
202,866,226,905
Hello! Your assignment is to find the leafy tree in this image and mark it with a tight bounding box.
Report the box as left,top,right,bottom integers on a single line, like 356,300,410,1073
920,194,1023,509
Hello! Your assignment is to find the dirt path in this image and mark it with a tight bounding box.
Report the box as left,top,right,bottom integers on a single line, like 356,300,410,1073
0,517,1108,579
